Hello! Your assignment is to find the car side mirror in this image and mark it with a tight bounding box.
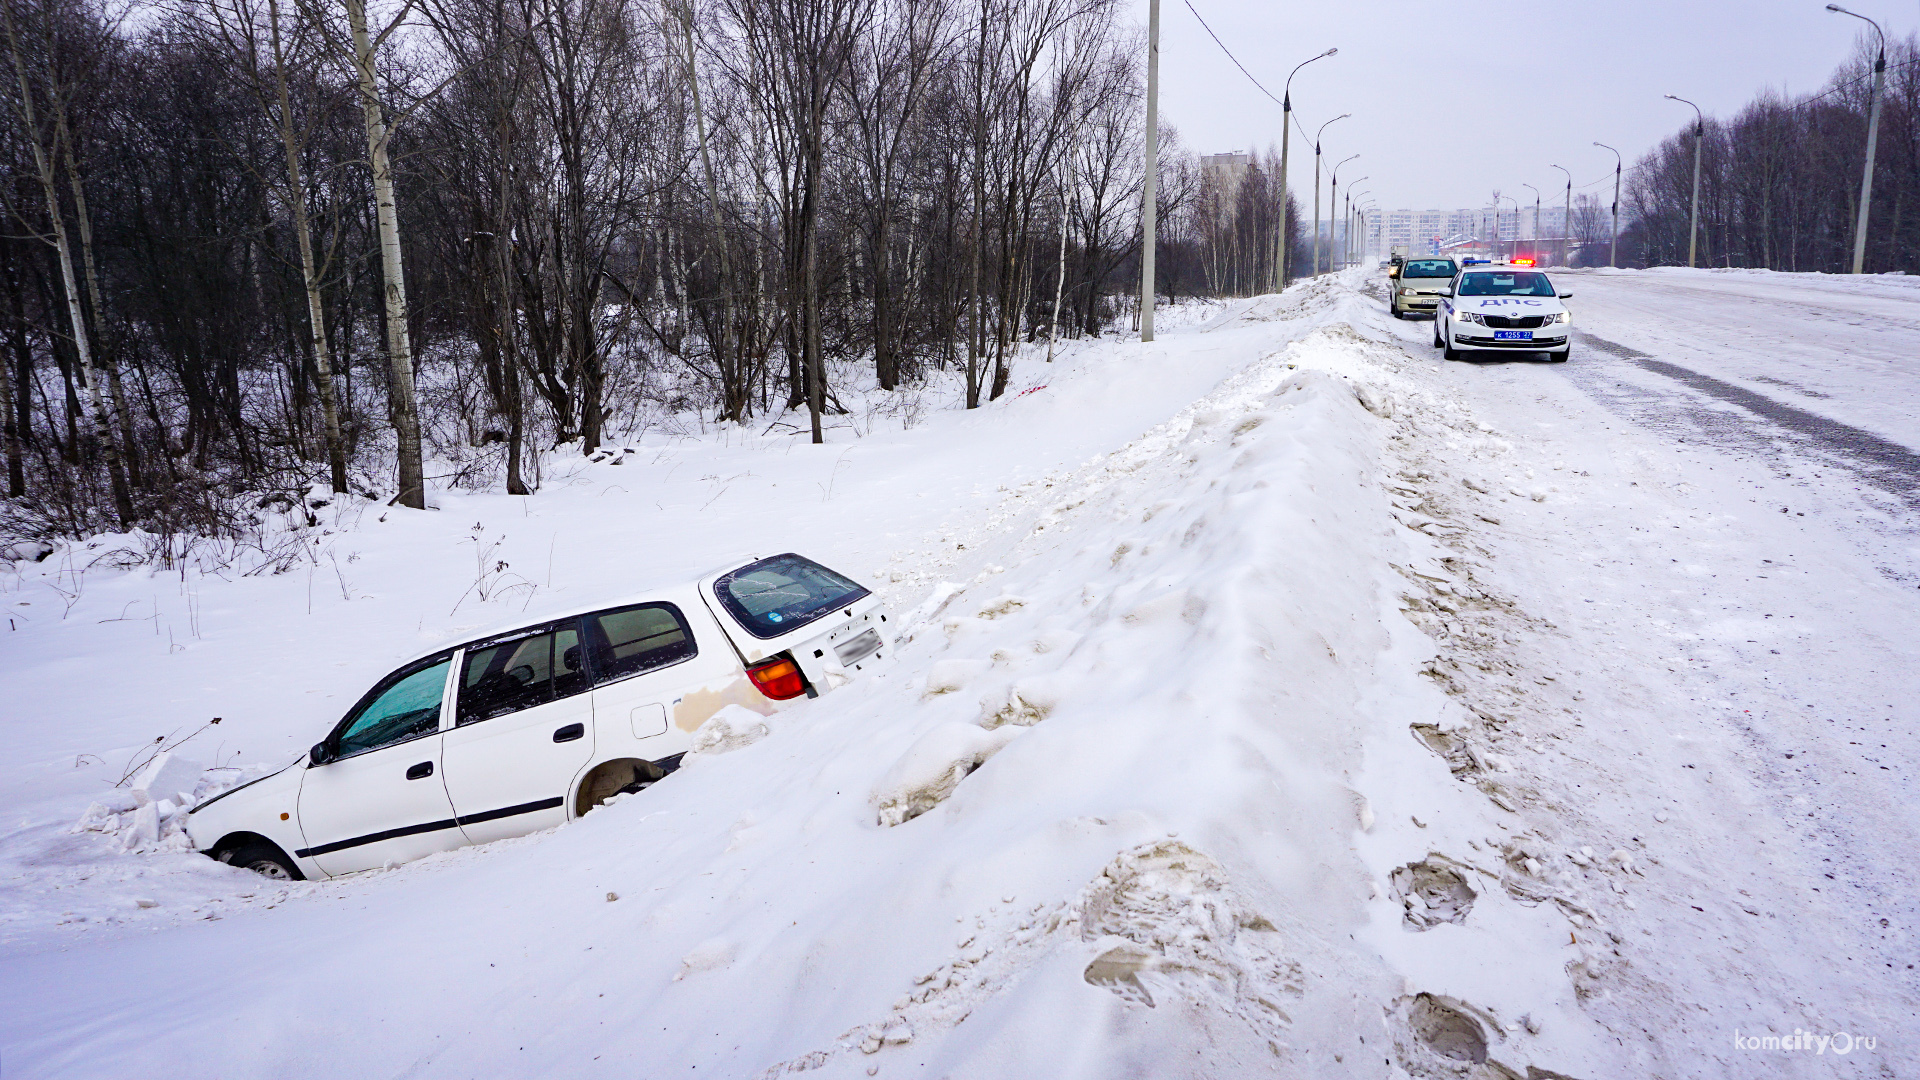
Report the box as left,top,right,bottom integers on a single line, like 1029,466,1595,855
1438,288,1453,297
309,741,333,767
1558,292,1573,299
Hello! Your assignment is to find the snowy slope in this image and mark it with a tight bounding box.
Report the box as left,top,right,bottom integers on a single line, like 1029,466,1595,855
3,271,1915,1078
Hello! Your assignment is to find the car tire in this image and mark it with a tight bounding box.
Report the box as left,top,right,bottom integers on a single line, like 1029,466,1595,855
1432,324,1445,349
216,838,304,881
1390,307,1404,320
1441,326,1462,361
1549,345,1570,363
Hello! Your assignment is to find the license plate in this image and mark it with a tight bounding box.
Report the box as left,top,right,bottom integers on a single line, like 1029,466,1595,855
1493,330,1533,341
834,628,883,667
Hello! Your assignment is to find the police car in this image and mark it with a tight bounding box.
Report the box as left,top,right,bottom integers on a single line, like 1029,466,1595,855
1432,262,1572,361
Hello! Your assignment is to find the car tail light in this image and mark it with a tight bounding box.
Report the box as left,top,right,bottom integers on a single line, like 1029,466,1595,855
747,657,808,700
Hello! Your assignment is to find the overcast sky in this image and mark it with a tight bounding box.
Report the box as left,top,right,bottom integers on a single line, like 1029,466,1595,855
1134,0,1919,213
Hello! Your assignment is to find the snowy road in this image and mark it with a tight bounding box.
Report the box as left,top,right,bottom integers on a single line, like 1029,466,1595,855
3,269,1916,1078
1383,266,1920,1070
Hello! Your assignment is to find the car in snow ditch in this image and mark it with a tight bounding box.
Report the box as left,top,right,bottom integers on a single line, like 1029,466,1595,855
187,552,892,880
1433,266,1573,361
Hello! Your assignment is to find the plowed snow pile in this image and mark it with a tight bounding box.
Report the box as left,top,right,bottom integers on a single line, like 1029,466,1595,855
4,273,1908,1079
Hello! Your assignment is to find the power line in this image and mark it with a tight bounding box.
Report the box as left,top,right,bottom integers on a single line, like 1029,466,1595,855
1176,0,1284,110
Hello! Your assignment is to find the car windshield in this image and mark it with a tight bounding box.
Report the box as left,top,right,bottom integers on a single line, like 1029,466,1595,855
1402,260,1456,278
715,553,870,639
1457,271,1556,297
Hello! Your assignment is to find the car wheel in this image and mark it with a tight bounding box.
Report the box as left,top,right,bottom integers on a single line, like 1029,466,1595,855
216,838,304,881
1390,307,1404,320
1441,326,1462,361
1432,323,1445,349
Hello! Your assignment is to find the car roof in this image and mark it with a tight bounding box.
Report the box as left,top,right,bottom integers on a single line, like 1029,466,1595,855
388,554,760,668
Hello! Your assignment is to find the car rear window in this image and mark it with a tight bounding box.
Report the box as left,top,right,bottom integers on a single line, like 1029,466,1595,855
715,554,870,639
1402,260,1456,277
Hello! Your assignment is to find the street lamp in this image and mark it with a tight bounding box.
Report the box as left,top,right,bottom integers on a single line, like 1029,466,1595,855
1594,141,1622,267
1521,182,1541,259
1312,116,1349,277
1827,4,1887,274
1275,48,1338,292
1664,94,1705,267
1327,153,1359,276
1549,164,1571,265
1343,181,1370,270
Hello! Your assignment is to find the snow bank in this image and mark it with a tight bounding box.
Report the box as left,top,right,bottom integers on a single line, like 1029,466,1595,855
1,274,1660,1078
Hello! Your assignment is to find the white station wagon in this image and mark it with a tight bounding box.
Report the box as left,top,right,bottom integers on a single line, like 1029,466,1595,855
187,553,890,879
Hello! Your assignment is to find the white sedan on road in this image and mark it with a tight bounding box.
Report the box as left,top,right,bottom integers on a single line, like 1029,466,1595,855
1433,266,1573,361
186,552,891,879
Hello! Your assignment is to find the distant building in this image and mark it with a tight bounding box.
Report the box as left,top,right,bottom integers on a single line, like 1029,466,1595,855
1360,204,1575,260
1200,152,1254,191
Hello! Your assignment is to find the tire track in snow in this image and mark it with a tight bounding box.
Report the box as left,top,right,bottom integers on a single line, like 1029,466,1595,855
1576,332,1920,509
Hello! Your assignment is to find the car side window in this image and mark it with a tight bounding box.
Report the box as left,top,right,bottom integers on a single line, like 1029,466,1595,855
585,603,695,686
335,654,452,758
456,619,589,725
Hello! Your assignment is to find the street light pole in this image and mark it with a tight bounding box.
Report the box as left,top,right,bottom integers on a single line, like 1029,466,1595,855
1828,4,1886,274
1343,181,1368,270
1275,48,1337,293
1594,141,1622,267
1495,193,1517,261
1138,0,1159,340
1312,116,1348,278
1549,164,1571,265
1347,187,1370,268
1521,182,1541,259
1664,94,1704,267
1327,153,1358,276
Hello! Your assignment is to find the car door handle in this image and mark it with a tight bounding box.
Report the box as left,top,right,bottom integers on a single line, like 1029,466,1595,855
405,761,434,780
553,723,585,743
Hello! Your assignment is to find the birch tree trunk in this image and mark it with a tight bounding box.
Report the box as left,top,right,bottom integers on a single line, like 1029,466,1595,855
345,0,426,509
2,0,133,526
269,0,349,493
54,115,142,492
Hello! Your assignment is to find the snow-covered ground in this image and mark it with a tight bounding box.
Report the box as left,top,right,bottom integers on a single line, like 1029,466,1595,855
2,269,1914,1078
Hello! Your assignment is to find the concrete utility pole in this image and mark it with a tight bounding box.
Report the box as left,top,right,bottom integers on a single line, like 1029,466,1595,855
1275,49,1337,292
1274,50,1337,292
1549,164,1571,265
1828,4,1886,274
1139,0,1159,341
1665,95,1704,267
1327,153,1358,276
1345,186,1369,268
1522,182,1541,257
1594,141,1622,268
1336,179,1367,269
1312,115,1348,278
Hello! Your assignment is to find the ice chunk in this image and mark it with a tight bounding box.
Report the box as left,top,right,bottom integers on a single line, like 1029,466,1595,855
131,750,205,808
123,802,161,850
